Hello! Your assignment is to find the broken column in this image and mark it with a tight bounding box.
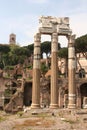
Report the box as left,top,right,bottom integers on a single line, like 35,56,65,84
31,33,41,109
50,33,58,108
68,35,76,109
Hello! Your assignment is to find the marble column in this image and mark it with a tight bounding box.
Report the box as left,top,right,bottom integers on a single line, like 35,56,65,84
50,33,58,108
68,35,76,109
31,33,41,109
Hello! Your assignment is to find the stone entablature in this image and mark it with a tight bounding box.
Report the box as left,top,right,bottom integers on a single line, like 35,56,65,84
39,16,72,35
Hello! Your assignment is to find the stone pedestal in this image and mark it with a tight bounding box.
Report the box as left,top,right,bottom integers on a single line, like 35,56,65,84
50,33,58,109
68,35,76,109
31,33,41,109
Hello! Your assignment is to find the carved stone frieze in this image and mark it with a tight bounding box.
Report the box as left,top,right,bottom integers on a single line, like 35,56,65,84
39,16,72,35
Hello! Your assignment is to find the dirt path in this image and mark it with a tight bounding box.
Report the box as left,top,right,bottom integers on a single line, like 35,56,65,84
0,109,87,130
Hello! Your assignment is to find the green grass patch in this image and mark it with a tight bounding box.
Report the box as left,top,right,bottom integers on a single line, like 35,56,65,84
0,116,6,122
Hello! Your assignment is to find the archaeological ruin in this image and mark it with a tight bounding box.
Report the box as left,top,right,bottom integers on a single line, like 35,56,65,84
31,16,76,109
31,16,87,109
0,16,87,113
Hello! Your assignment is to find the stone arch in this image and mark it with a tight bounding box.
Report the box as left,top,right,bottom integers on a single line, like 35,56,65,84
23,82,32,106
80,83,87,108
79,68,85,78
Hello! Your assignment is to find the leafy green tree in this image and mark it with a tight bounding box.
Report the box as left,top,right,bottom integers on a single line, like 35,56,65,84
0,44,10,52
41,41,61,58
6,45,29,65
41,41,51,57
41,63,48,74
75,34,87,59
27,43,34,55
0,44,10,68
58,47,68,59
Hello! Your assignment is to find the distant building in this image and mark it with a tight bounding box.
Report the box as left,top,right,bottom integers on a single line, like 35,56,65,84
9,33,16,45
76,53,87,78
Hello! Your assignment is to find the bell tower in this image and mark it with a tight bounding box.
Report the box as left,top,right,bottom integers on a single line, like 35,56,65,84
9,33,16,45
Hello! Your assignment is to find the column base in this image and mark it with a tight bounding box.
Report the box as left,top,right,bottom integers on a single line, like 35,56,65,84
50,104,58,109
31,104,40,109
68,104,76,109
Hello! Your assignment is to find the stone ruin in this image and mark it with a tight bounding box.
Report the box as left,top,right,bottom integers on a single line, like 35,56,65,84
39,16,72,35
31,16,76,109
0,16,87,113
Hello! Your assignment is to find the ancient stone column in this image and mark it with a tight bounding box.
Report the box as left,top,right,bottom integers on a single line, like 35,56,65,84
31,33,41,109
50,33,58,108
68,35,76,109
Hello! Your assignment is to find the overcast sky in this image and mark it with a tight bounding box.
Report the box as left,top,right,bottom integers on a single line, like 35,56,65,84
0,0,87,47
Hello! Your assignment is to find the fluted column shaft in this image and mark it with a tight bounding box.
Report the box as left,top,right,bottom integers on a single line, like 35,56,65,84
68,35,76,109
31,33,41,109
50,33,58,108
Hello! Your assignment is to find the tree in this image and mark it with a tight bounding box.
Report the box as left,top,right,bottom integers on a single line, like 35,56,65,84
41,41,51,57
58,47,68,59
27,44,34,55
41,41,61,58
41,63,48,74
75,34,87,59
9,45,30,65
0,44,10,68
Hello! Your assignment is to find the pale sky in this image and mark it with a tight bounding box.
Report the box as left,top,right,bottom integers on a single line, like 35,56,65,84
0,0,87,47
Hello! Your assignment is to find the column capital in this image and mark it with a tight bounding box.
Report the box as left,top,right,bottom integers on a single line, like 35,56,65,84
67,35,76,47
34,33,41,43
33,33,41,69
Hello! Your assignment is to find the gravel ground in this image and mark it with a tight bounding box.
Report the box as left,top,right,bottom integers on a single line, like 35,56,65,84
0,108,87,130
